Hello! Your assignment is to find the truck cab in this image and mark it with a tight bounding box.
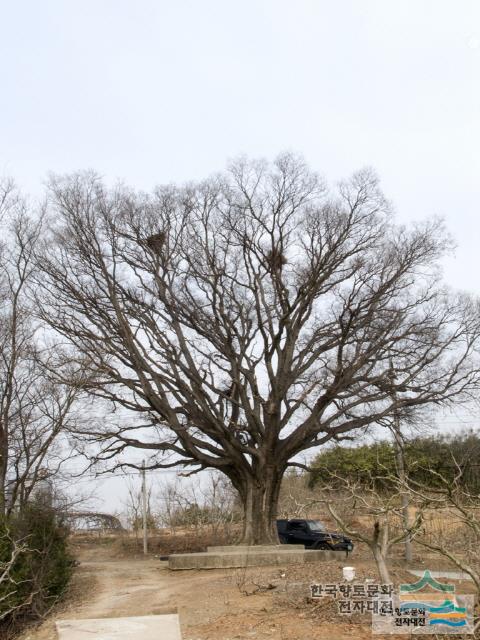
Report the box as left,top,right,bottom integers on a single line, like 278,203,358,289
276,518,353,552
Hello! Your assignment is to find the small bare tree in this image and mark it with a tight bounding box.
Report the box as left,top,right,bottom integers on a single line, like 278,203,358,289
278,470,316,518
0,178,84,515
155,472,238,537
200,472,239,536
122,478,154,541
0,528,31,623
406,462,480,594
312,472,423,583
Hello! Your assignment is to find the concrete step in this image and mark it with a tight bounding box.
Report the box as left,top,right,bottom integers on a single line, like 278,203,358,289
207,544,305,552
169,548,335,570
56,614,182,640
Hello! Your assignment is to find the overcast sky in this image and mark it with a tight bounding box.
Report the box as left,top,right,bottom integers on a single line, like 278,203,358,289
2,1,480,288
2,0,479,511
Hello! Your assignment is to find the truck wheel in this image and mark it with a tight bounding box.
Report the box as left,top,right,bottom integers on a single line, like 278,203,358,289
314,541,332,551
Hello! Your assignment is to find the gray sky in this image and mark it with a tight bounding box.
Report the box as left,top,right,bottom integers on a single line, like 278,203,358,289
2,0,480,512
2,1,479,291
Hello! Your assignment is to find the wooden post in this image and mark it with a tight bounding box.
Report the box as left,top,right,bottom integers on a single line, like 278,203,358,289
142,460,148,555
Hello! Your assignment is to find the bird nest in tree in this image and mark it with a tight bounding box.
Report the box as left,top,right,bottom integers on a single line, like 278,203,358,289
145,232,166,252
266,247,287,271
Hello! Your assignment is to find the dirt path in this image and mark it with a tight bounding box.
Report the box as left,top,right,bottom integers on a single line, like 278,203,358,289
20,540,417,640
62,558,174,619
21,542,268,640
20,543,187,639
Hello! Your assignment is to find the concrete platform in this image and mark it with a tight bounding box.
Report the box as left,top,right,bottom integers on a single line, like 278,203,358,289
168,547,335,570
56,614,182,640
206,544,305,552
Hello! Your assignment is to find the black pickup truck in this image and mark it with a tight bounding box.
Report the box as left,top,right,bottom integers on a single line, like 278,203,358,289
276,519,353,552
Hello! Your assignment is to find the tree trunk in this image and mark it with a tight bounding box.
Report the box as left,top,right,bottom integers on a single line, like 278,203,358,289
371,543,392,585
390,360,413,564
239,469,282,545
0,442,6,517
371,520,392,584
392,429,413,563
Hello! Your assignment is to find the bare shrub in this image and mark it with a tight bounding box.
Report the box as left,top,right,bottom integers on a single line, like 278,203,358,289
155,473,240,540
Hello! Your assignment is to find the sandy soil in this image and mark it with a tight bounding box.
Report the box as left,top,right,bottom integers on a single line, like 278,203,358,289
18,538,472,640
16,537,253,637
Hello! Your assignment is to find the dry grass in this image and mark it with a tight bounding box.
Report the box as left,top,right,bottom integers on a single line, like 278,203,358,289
71,526,234,557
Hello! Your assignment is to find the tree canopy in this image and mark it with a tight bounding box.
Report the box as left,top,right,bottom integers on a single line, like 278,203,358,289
35,154,480,543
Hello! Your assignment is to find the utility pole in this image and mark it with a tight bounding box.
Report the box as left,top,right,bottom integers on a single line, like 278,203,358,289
142,460,148,556
389,358,413,564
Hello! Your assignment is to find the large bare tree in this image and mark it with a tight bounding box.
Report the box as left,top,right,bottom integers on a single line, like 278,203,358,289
37,155,480,543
